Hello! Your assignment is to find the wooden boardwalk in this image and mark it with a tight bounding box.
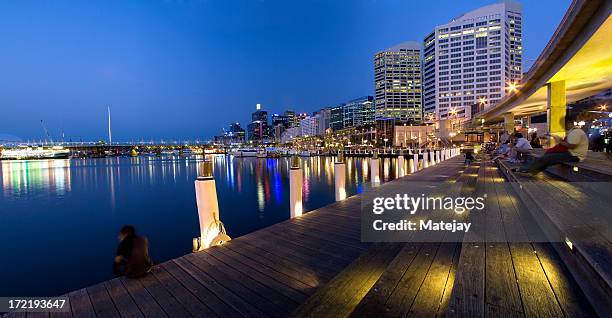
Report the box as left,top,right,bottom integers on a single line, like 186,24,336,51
2,156,604,317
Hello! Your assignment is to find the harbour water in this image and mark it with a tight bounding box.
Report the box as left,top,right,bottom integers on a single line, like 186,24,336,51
0,155,400,296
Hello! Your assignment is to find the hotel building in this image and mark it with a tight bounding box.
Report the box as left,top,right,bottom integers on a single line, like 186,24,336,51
422,1,523,121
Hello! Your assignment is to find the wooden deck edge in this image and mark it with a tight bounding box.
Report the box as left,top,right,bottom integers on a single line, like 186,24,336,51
527,152,612,182
496,159,612,317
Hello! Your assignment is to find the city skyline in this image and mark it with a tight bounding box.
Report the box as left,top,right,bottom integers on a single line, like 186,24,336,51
0,0,570,141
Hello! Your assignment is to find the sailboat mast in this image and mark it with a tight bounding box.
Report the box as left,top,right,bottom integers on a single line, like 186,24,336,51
108,106,112,145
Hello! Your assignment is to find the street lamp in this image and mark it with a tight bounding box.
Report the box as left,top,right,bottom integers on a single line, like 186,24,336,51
599,104,607,111
506,81,519,93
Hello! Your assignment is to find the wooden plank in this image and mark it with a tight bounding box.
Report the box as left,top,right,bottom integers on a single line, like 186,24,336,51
483,164,524,316
49,297,72,318
150,266,218,318
104,278,143,318
436,241,461,318
292,243,404,318
446,162,486,318
408,243,459,316
239,239,344,280
161,261,241,317
532,243,597,318
203,247,310,304
239,231,351,272
138,270,192,318
242,225,363,264
184,252,293,317
350,243,423,317
86,283,120,318
173,257,266,317
67,289,95,318
508,244,564,317
120,276,168,318
211,244,315,294
484,243,523,316
236,240,336,282
377,243,441,316
223,241,323,288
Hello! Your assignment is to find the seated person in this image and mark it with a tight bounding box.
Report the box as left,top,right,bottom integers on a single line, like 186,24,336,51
464,151,475,165
494,140,511,160
509,133,533,163
530,132,542,148
515,124,588,174
113,225,153,278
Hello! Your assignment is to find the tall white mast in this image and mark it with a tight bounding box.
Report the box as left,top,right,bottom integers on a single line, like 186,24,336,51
108,106,112,145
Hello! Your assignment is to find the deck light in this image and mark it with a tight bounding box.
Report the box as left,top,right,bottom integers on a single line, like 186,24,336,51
565,237,574,251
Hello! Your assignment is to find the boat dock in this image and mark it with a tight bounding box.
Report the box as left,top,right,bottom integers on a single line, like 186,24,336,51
3,154,611,317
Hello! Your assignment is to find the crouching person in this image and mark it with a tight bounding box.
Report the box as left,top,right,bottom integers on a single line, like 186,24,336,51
113,225,153,278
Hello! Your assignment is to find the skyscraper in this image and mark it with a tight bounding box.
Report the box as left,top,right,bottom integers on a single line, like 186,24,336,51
248,106,270,141
423,1,523,121
374,42,422,123
343,96,375,128
330,105,344,131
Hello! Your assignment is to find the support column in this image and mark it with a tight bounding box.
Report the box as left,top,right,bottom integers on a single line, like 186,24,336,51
503,112,515,133
548,80,567,145
412,152,418,173
423,150,429,168
195,160,229,250
289,156,303,218
334,153,346,201
371,151,380,186
436,150,440,164
429,150,436,166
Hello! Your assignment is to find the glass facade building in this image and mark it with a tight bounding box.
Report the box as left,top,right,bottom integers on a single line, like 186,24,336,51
374,41,423,123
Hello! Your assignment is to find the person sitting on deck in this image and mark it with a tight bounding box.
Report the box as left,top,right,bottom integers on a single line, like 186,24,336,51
509,133,533,164
113,225,153,278
464,151,475,165
514,123,588,174
530,132,542,148
493,139,511,160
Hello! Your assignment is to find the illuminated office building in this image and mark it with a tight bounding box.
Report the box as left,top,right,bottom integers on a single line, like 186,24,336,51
423,1,523,120
374,41,422,123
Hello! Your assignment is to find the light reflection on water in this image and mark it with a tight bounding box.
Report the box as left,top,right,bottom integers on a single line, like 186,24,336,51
0,155,400,297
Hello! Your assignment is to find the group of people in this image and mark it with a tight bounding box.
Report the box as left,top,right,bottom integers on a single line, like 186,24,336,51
491,122,589,174
494,131,539,164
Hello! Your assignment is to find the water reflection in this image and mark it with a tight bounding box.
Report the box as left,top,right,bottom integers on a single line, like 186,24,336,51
0,154,402,297
1,159,72,197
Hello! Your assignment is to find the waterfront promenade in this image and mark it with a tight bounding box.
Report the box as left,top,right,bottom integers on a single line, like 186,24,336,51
5,153,610,317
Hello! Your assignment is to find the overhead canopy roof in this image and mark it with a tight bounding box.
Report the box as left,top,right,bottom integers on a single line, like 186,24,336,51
477,0,612,122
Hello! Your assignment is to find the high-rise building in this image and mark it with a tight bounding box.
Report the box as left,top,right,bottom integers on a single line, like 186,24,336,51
314,108,332,135
374,42,423,123
422,1,523,121
248,106,270,141
330,105,344,131
283,110,297,128
343,96,375,128
299,116,319,137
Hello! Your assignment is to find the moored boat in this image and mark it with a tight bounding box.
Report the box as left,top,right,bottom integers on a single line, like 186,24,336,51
0,146,70,160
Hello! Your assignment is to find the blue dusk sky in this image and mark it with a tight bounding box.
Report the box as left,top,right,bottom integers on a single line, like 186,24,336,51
0,0,570,142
